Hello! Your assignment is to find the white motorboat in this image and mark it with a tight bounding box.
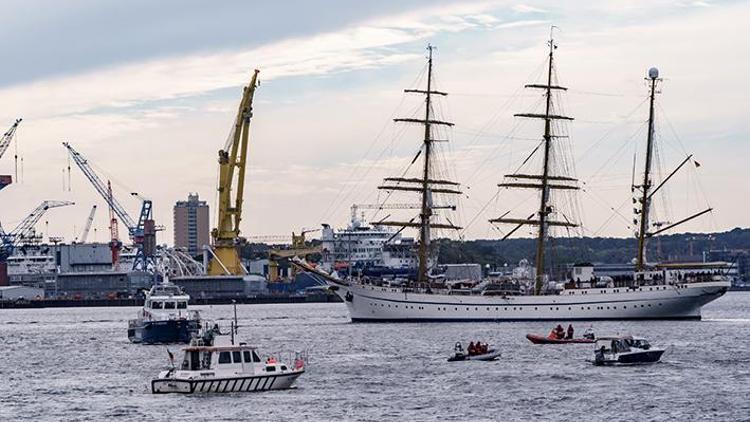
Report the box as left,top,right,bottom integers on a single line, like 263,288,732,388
593,336,665,366
151,311,305,394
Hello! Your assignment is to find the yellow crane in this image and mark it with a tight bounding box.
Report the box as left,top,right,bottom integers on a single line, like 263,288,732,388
268,230,321,282
207,69,260,275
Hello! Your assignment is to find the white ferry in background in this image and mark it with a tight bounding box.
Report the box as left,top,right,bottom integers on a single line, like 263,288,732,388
320,204,422,277
128,282,201,344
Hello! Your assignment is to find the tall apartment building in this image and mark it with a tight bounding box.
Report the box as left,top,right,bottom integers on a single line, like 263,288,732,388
173,193,209,256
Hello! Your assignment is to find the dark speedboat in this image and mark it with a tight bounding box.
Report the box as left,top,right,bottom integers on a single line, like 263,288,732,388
447,342,501,362
593,336,665,366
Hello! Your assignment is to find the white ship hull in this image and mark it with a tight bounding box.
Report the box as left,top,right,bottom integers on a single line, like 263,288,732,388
327,279,729,322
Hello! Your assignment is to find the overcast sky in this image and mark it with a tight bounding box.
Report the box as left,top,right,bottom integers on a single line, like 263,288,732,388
0,0,746,246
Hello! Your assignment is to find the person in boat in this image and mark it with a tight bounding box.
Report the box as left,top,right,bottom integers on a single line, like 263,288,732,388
468,341,476,356
566,324,574,340
583,327,595,340
454,342,464,355
479,342,488,354
595,345,606,364
552,324,565,340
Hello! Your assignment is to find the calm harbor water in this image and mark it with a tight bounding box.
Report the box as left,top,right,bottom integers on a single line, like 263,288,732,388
1,292,748,421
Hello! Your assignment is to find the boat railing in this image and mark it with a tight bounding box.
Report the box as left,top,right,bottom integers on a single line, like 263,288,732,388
260,349,310,370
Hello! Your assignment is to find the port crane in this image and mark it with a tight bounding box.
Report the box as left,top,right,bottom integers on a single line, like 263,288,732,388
62,142,156,272
78,205,97,243
0,200,74,259
208,70,260,276
0,118,21,162
0,119,21,192
267,229,322,281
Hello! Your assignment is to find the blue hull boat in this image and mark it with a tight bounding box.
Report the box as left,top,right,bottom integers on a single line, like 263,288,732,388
128,318,201,344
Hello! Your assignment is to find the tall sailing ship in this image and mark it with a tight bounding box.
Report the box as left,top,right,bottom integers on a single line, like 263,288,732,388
297,39,729,321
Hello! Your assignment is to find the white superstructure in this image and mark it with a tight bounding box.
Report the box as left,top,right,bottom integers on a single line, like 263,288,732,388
320,209,419,272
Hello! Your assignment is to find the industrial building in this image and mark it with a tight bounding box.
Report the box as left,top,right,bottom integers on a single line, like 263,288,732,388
172,275,267,299
173,193,209,257
0,285,44,301
53,271,152,299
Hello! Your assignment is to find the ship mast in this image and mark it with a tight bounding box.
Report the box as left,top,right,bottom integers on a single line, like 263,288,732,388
489,32,577,295
632,67,712,272
417,46,435,285
377,45,461,285
635,69,660,271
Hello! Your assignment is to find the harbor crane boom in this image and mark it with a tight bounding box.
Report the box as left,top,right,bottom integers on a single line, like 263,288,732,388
208,70,260,276
0,200,74,258
79,205,97,243
62,142,156,271
0,118,21,161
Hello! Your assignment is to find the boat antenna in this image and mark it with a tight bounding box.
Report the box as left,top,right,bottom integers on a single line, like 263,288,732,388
231,299,238,345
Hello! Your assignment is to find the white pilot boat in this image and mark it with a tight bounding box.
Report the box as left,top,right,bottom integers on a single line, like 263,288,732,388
151,312,305,394
593,336,665,366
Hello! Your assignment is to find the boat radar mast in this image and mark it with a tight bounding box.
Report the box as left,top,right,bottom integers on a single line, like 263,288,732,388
376,45,462,284
489,32,579,295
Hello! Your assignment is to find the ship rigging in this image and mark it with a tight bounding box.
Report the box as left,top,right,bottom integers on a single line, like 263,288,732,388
489,32,579,294
376,45,462,284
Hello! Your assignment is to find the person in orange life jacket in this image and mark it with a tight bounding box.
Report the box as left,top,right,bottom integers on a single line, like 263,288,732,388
554,324,565,339
467,341,476,356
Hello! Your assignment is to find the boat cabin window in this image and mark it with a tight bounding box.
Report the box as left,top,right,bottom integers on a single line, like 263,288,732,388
243,351,261,363
611,340,631,353
628,339,651,350
164,302,176,309
177,301,187,309
266,365,276,372
182,351,201,370
232,351,242,363
152,301,163,309
218,352,231,364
